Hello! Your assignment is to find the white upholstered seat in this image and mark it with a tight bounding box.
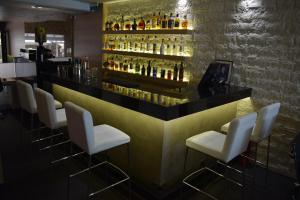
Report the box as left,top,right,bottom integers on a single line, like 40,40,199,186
64,101,130,155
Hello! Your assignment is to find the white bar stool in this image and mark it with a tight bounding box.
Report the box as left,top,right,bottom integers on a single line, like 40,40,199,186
221,103,280,182
16,80,62,131
35,88,68,151
64,101,131,200
183,113,257,200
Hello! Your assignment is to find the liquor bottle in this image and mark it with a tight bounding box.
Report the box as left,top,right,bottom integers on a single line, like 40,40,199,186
109,21,113,31
103,58,109,68
153,67,157,78
115,37,120,50
129,58,134,73
161,15,167,29
124,35,128,50
151,13,157,29
140,38,145,52
125,19,131,30
119,57,124,70
166,38,171,55
153,36,157,54
105,21,109,31
146,36,151,52
123,59,128,71
160,39,165,55
135,61,140,74
181,15,188,29
141,64,146,76
167,69,172,80
120,15,125,30
168,13,175,29
110,57,114,70
132,18,137,30
146,61,151,76
160,69,166,78
129,36,134,51
157,12,161,29
174,14,180,29
146,20,151,30
179,62,184,81
119,37,124,50
179,36,184,55
113,21,120,31
134,41,139,52
172,38,177,55
138,17,145,30
173,64,178,81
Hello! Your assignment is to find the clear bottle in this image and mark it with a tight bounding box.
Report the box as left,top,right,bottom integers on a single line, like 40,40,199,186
140,38,145,52
166,38,171,55
120,15,125,30
135,60,141,74
174,14,180,29
129,36,134,51
168,13,175,29
146,36,151,52
124,35,128,50
123,59,128,71
179,62,184,81
179,36,184,55
172,38,178,55
151,12,157,29
146,20,151,30
157,12,161,29
153,36,158,54
129,58,134,73
160,39,165,55
181,15,188,29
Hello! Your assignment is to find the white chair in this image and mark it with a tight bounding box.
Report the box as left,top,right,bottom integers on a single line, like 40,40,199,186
183,113,257,200
35,88,68,151
221,103,280,176
64,101,130,200
16,80,62,130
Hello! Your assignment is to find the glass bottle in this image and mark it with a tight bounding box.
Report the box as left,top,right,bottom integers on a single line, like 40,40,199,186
138,17,145,30
141,64,146,76
146,60,151,76
151,12,157,29
167,69,172,80
146,20,151,30
113,20,120,31
110,57,114,70
135,60,140,74
160,68,166,78
129,58,134,73
157,12,161,29
129,36,134,51
166,38,171,55
179,62,184,81
174,13,180,29
125,18,131,30
119,56,124,70
181,15,188,29
161,15,167,29
140,38,145,52
179,36,184,55
173,64,178,81
160,39,165,55
120,15,125,30
123,59,128,72
124,35,128,50
146,36,151,52
132,18,137,30
153,36,157,54
172,38,177,55
153,67,157,78
168,13,175,29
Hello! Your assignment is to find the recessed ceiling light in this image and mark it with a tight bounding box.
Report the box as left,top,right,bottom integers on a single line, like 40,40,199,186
31,5,43,9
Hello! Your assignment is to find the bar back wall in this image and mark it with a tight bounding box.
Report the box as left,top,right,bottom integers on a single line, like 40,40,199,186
104,0,300,177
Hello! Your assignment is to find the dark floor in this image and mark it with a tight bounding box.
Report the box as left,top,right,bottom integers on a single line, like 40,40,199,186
0,110,297,200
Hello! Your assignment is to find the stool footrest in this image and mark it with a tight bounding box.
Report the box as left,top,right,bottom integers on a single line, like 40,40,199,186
32,132,63,143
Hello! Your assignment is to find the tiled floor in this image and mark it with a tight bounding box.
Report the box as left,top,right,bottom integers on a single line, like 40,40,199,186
0,110,297,200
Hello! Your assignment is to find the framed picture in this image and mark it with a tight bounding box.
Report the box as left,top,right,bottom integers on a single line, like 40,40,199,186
215,60,233,84
199,60,233,87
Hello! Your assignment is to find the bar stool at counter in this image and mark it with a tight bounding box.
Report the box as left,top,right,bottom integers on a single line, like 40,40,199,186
35,88,68,151
183,113,257,200
16,80,62,131
64,102,130,200
220,102,281,182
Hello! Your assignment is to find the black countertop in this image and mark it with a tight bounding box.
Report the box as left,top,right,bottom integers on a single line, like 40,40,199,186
40,72,252,121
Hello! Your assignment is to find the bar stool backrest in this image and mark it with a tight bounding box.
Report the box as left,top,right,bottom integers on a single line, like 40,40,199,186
64,101,94,155
35,88,57,129
222,113,257,163
252,103,280,142
16,80,37,114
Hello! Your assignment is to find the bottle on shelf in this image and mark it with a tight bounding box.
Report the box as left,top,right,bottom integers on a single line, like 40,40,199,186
132,18,137,30
140,38,145,52
115,36,120,50
123,59,128,72
138,17,145,30
141,64,146,76
157,12,161,29
135,60,140,74
161,15,168,29
134,40,139,52
173,38,178,55
129,36,134,51
174,14,180,29
179,62,184,81
110,57,114,70
109,21,113,31
146,60,151,76
124,35,128,50
160,39,165,55
167,69,172,80
129,58,134,73
173,64,178,81
146,36,151,52
153,66,157,78
168,13,175,29
125,18,131,30
166,38,171,55
160,68,166,78
114,57,119,70
179,36,184,55
103,58,109,69
119,56,124,70
146,20,151,30
151,13,157,29
120,15,125,30
113,20,120,31
153,36,157,54
105,21,109,31
181,15,188,29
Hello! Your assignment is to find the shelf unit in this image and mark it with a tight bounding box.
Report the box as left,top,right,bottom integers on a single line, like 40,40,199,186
103,29,194,35
102,50,190,61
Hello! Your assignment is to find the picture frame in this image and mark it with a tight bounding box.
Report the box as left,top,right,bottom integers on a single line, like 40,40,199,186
214,60,233,84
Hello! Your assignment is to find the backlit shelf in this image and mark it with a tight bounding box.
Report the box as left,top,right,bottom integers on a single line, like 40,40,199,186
103,29,193,35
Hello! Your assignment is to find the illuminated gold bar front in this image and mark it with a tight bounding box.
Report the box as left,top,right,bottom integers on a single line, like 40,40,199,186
53,84,251,189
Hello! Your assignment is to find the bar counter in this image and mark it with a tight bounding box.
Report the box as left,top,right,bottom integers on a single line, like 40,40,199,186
39,72,252,190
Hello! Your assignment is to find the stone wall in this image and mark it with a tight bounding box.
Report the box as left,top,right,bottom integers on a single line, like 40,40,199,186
105,0,300,177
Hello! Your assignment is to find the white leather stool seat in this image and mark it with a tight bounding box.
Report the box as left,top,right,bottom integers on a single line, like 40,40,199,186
91,124,130,155
221,122,230,133
55,109,67,129
187,131,226,161
54,100,63,109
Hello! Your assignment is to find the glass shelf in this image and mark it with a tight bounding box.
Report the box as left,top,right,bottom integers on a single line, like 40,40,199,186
103,29,193,35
